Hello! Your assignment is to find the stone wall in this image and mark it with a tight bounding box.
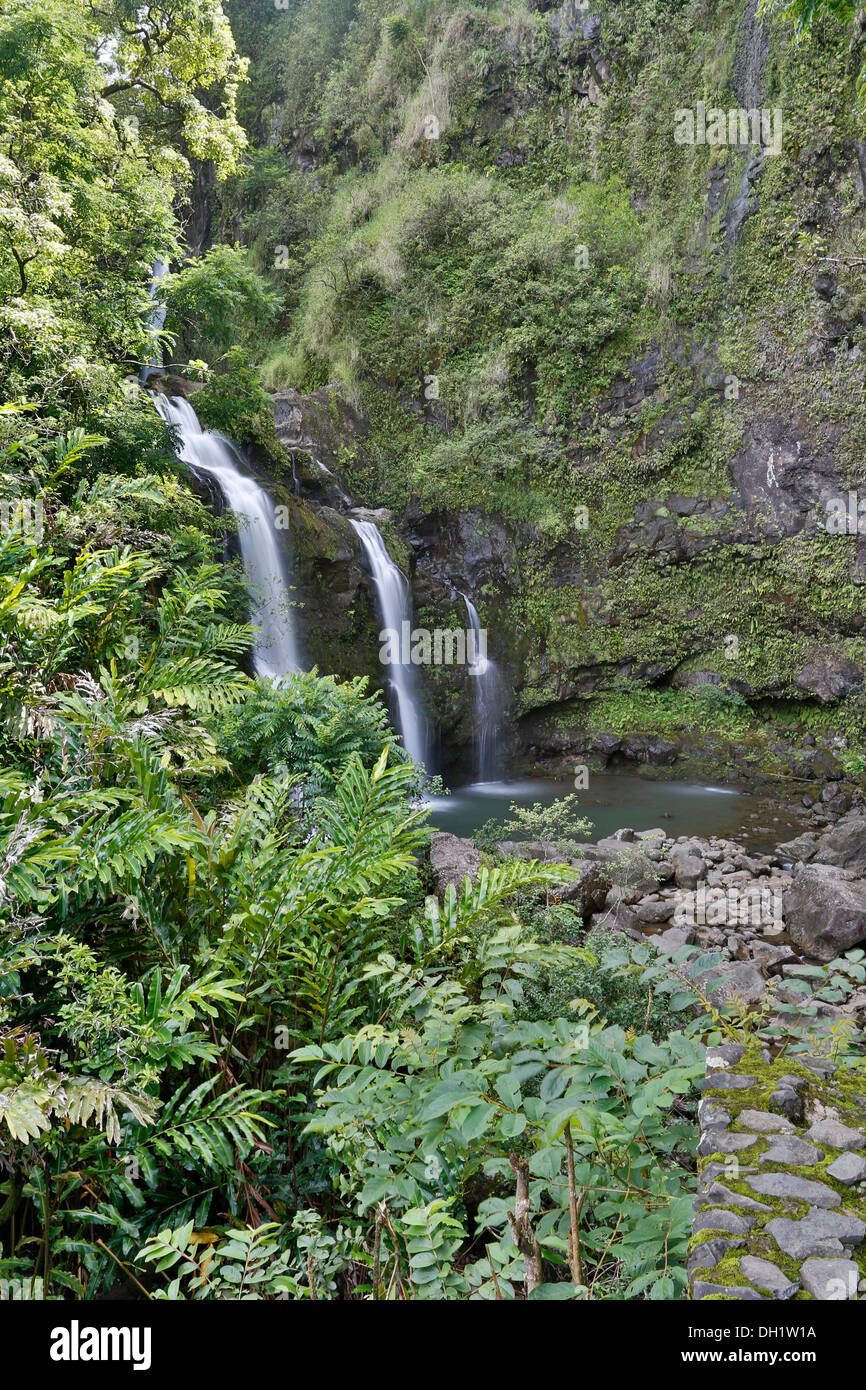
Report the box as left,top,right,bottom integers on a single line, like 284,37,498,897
689,1042,866,1300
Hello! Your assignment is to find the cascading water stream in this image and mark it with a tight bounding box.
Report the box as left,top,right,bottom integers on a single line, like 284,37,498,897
153,393,301,678
350,519,428,767
463,595,503,783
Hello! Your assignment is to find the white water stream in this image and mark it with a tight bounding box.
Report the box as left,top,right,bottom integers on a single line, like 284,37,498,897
350,519,428,767
153,394,301,678
463,594,503,782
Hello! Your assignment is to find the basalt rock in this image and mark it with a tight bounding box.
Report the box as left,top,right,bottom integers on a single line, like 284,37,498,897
272,387,370,501
738,1257,798,1299
670,844,707,889
586,839,662,892
812,815,866,873
547,858,612,919
698,960,766,1007
794,651,863,704
429,833,481,900
804,1118,865,1151
800,1258,859,1300
783,864,866,961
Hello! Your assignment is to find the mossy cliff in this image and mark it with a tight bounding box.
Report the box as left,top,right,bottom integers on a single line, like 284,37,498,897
211,0,866,777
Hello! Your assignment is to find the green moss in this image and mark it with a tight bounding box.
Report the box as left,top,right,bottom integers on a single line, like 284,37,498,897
696,1045,866,1301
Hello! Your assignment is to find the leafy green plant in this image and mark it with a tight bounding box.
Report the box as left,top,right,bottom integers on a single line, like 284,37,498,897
474,794,593,854
141,1221,295,1300
764,949,866,1066
294,930,705,1300
162,252,278,365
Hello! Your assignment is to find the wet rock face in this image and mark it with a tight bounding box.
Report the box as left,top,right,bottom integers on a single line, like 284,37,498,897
517,717,689,767
263,382,866,780
272,388,369,467
272,387,370,503
602,403,852,571
406,510,516,597
402,509,524,768
728,417,838,539
794,651,863,704
285,498,382,683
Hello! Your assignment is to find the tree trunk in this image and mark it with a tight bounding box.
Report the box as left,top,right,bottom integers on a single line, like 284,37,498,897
508,1151,543,1295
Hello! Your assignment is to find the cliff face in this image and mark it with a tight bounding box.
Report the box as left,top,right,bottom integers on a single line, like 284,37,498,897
220,0,866,778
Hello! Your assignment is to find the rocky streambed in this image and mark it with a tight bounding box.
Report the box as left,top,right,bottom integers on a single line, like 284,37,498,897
430,803,866,1038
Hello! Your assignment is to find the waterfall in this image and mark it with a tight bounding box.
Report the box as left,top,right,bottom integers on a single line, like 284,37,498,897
463,595,503,783
140,258,169,385
153,394,301,678
350,519,428,767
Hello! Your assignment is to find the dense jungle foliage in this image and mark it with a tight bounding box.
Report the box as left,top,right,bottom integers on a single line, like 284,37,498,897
0,0,860,1304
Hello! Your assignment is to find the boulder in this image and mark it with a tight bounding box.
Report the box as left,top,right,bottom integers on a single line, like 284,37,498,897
634,899,676,924
813,816,866,873
764,1210,865,1260
799,1054,838,1079
696,1182,769,1212
654,923,695,954
693,1208,756,1237
783,865,866,961
604,901,643,939
736,1109,795,1134
670,843,707,889
758,1136,825,1165
697,1130,760,1156
698,960,766,1007
746,1174,840,1209
698,1100,732,1128
787,747,845,780
769,1076,807,1124
705,1042,746,1068
589,839,662,893
776,833,818,862
826,1153,866,1185
749,941,795,974
690,1281,763,1300
548,858,612,919
634,829,669,860
429,833,481,900
804,1118,865,1151
841,987,866,1020
688,1236,745,1275
496,839,559,862
699,1072,759,1092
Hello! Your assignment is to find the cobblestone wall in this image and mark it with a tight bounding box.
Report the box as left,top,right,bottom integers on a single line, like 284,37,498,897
689,1042,866,1300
